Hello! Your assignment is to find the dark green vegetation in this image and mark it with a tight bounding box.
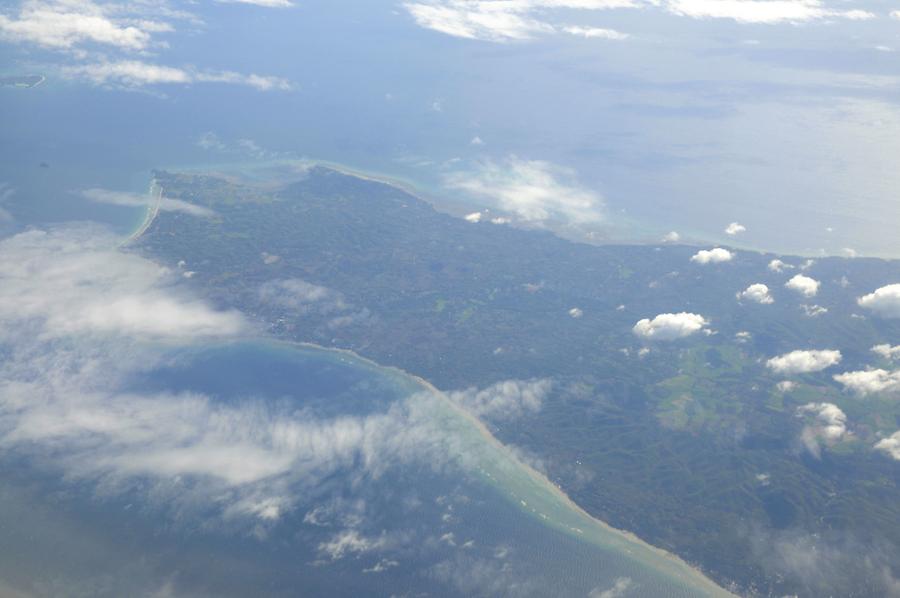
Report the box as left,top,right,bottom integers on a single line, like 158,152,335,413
0,75,44,88
136,167,900,597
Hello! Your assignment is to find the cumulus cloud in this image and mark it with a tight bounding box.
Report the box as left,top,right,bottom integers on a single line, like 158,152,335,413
632,312,708,340
857,284,900,318
445,157,603,225
833,369,900,397
766,350,841,375
82,188,215,218
0,226,246,341
661,231,680,243
589,577,633,598
796,402,848,458
874,431,900,461
568,307,583,318
464,211,482,223
447,378,552,421
690,247,733,264
317,529,388,561
724,222,746,236
737,283,773,304
785,274,819,298
665,0,873,23
768,259,792,273
872,344,900,361
0,0,172,53
63,60,292,90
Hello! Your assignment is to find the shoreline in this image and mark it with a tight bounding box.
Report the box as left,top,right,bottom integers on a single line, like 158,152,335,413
125,168,737,594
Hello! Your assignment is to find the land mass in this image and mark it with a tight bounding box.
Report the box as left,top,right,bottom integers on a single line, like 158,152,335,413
132,165,900,597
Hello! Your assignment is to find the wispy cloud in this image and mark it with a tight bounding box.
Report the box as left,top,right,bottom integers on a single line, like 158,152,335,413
82,188,216,218
0,0,173,53
447,378,552,421
445,157,604,225
62,60,292,90
665,0,873,23
796,402,847,458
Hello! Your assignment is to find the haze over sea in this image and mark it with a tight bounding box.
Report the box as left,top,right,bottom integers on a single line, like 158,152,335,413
3,0,900,257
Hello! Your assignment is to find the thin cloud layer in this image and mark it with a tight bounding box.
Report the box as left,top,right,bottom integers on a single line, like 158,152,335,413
665,0,873,24
857,284,900,318
785,274,819,298
403,0,873,43
447,378,552,421
766,349,841,375
82,188,216,218
796,402,847,458
633,312,709,340
737,283,773,304
0,226,246,340
0,0,172,53
690,247,733,264
63,60,292,90
445,157,604,225
403,0,635,43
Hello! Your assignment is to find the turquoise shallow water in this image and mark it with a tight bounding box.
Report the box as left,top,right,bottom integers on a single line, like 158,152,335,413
0,339,730,597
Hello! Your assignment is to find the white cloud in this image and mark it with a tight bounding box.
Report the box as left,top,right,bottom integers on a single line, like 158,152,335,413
872,344,900,361
81,188,215,218
665,0,874,24
785,274,819,298
589,577,633,598
447,378,552,421
0,0,171,52
800,304,827,317
874,431,900,461
470,136,484,145
464,211,483,223
317,530,388,561
796,402,847,458
690,247,733,264
776,380,796,392
63,60,292,91
445,157,603,225
568,307,583,318
662,231,680,243
632,312,709,340
0,226,246,341
258,278,369,328
737,283,773,304
833,369,900,397
403,0,636,43
562,25,628,40
858,284,900,318
766,349,841,375
216,0,293,6
768,259,792,273
724,222,746,236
